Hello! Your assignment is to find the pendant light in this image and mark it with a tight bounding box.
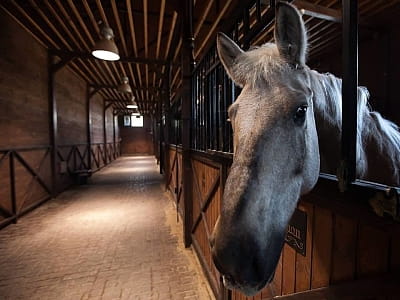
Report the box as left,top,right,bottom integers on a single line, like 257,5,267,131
127,96,138,109
118,76,132,94
92,23,120,61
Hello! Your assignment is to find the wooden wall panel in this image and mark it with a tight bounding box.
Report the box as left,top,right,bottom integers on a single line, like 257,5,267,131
56,67,87,145
331,215,357,283
0,9,48,149
119,116,154,155
91,94,104,144
295,202,314,292
357,225,390,278
105,109,114,144
311,207,333,289
270,252,283,296
281,244,296,295
390,236,400,272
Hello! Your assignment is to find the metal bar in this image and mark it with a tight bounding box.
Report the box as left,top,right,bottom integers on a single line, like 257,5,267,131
340,0,358,190
9,151,17,223
113,114,116,155
86,84,92,171
181,0,195,248
48,53,58,197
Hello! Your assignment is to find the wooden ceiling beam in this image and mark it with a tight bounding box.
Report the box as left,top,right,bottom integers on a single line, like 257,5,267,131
11,2,58,49
143,0,149,94
111,0,128,55
194,0,234,59
54,0,113,89
0,3,46,48
156,0,166,59
154,0,166,87
293,0,342,23
194,0,214,38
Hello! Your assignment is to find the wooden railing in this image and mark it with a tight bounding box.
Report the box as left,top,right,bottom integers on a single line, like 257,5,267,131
0,142,120,230
0,146,51,229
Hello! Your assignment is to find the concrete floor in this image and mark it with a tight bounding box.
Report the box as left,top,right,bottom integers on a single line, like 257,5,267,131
0,156,214,300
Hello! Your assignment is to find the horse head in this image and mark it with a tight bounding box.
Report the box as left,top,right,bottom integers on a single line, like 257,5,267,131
210,2,320,296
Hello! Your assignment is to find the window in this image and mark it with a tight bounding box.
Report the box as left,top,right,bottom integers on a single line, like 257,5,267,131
123,115,131,126
131,115,143,127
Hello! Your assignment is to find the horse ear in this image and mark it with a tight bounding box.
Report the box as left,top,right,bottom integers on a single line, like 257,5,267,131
274,1,307,67
217,32,245,86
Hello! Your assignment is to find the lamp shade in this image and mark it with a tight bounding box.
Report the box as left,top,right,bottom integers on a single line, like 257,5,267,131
127,96,137,108
92,39,120,61
118,76,132,94
92,24,120,61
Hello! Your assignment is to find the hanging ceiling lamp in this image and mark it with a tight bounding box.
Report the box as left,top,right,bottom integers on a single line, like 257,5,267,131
118,76,132,94
126,96,138,109
92,23,120,61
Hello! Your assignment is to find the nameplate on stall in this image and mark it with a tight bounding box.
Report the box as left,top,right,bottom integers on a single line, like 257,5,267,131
285,208,307,256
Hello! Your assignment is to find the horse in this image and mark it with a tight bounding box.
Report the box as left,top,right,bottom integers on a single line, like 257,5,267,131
210,1,400,296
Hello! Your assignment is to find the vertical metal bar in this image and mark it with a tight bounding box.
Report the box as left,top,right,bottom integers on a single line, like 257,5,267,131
48,52,58,197
340,0,358,190
243,7,250,49
181,0,194,248
103,98,107,164
256,0,262,22
113,113,116,159
9,151,17,223
86,85,92,171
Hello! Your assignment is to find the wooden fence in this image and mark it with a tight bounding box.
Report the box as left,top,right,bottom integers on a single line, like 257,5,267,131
0,142,120,229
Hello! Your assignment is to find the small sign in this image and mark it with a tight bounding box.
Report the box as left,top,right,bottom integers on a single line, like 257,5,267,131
285,208,307,256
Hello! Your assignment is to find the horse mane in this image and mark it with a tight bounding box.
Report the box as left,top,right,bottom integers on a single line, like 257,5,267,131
309,70,400,184
232,43,288,87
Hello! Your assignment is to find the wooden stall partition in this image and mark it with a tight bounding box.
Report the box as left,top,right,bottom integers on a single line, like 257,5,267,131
226,179,400,300
167,145,183,218
190,153,224,298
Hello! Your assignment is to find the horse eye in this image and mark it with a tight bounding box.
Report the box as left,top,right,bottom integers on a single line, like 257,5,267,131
294,105,308,125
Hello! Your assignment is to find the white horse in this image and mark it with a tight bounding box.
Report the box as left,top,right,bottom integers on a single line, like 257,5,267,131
210,1,400,296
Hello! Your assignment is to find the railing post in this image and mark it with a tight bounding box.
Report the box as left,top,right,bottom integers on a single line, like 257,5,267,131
113,112,116,159
181,0,195,248
103,98,107,164
9,151,17,223
86,85,92,171
339,0,358,191
48,52,58,197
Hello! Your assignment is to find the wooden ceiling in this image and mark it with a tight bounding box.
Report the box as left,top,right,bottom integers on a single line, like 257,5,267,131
0,0,239,115
1,0,399,115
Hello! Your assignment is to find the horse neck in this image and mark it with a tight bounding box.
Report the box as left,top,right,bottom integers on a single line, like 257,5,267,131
309,70,400,186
